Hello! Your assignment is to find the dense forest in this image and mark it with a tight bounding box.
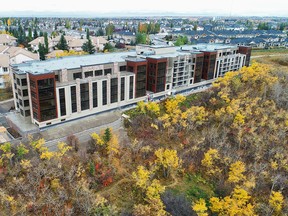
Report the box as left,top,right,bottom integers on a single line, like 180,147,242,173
0,58,287,215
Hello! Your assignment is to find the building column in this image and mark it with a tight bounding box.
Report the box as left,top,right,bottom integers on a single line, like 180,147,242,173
26,73,33,123
65,86,72,116
76,79,81,113
61,68,68,82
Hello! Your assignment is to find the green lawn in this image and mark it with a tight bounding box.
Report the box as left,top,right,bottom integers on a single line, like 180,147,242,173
0,89,13,101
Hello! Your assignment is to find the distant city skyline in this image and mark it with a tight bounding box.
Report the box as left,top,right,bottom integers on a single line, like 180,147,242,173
0,0,287,17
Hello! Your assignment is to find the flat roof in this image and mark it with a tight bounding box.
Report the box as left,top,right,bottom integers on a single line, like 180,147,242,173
13,51,135,74
180,44,238,52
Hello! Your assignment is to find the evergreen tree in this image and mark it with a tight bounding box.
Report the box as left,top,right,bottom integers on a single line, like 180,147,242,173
82,38,95,54
103,128,112,144
28,28,33,42
86,28,90,39
57,35,69,51
38,43,46,60
103,43,114,52
44,32,49,54
33,29,38,39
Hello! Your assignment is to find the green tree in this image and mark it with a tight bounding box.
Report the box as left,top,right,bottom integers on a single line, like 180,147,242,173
57,35,69,51
33,29,38,39
82,38,95,54
103,43,114,52
136,33,147,44
103,128,112,144
105,23,115,36
44,32,49,54
38,43,46,60
86,28,90,39
27,28,32,42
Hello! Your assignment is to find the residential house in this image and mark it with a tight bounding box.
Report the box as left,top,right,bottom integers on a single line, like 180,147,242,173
28,37,53,52
91,36,108,51
0,54,10,88
68,39,87,51
0,46,39,88
0,34,17,46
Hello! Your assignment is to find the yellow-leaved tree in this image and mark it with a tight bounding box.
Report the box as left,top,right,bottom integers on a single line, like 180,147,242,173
269,191,284,215
228,161,246,184
154,148,181,178
192,198,208,216
201,148,221,176
132,166,151,189
210,186,255,215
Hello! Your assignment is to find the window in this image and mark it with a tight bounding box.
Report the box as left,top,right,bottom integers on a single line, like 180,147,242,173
19,99,23,106
25,110,30,117
71,86,77,113
95,70,103,76
80,83,89,111
92,82,98,108
59,88,66,116
73,72,82,80
110,78,118,104
21,78,27,86
85,71,93,78
102,80,107,105
121,77,125,101
3,67,8,72
17,78,20,85
24,100,29,107
23,89,28,97
20,109,24,116
15,93,18,99
119,65,126,71
104,68,112,75
129,76,134,99
55,75,59,81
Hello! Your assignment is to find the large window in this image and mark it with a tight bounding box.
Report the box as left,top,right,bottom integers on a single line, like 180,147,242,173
136,65,146,97
59,88,66,116
121,77,125,101
110,78,118,104
85,71,93,78
73,72,82,80
102,80,107,105
80,83,89,111
71,86,77,113
120,65,126,71
38,78,56,121
104,68,112,75
21,78,27,86
129,76,134,99
156,62,166,92
92,82,98,108
24,100,29,107
23,89,28,97
95,70,103,76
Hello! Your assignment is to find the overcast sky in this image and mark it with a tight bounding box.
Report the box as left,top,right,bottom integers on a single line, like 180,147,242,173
0,0,286,16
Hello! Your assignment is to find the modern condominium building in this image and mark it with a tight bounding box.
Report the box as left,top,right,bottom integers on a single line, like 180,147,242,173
12,44,251,128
